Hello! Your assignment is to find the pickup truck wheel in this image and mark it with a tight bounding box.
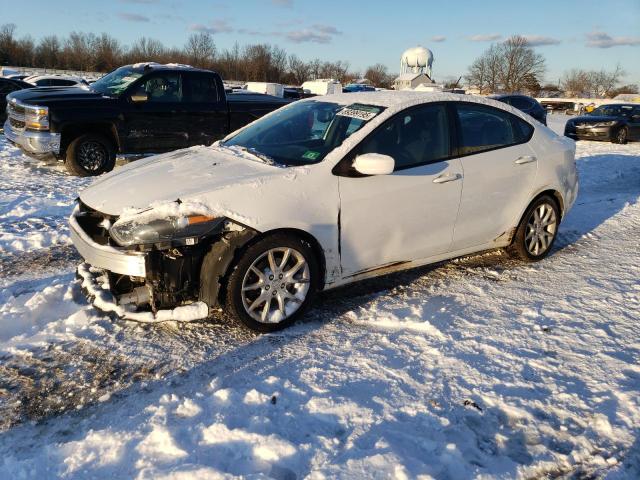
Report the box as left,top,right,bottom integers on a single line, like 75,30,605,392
224,234,319,332
65,134,116,176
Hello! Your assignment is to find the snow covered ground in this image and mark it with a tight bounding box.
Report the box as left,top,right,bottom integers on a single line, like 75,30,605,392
0,115,638,479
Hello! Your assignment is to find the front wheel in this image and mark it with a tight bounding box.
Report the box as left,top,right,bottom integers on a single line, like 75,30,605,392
613,127,628,145
223,234,319,332
508,195,560,262
65,134,116,176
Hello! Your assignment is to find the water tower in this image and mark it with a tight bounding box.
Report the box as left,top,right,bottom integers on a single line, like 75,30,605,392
400,46,434,79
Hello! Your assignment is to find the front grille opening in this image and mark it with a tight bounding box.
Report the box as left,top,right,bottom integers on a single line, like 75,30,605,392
76,201,118,246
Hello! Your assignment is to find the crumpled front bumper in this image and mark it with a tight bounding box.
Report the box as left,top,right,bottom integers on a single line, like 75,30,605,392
3,119,61,155
69,205,147,277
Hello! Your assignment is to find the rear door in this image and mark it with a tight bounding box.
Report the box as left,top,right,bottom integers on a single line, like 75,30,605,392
182,71,228,146
451,102,538,251
120,71,190,153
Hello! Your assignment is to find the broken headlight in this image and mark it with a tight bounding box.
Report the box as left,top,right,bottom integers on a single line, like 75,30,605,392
109,215,222,247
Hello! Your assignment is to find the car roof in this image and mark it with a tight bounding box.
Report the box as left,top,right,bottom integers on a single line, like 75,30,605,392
126,62,212,74
297,91,543,125
25,74,84,82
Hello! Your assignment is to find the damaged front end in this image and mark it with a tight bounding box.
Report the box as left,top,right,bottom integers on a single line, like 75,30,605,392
70,200,256,320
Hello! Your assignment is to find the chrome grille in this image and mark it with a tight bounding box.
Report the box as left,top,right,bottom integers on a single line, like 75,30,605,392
9,117,25,130
8,100,26,132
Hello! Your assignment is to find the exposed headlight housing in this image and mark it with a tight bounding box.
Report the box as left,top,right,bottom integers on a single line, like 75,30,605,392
25,105,49,131
109,214,222,247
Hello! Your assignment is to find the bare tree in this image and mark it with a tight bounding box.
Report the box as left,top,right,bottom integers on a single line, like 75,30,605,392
185,32,215,68
364,63,393,88
128,37,166,63
93,33,122,72
0,23,17,64
562,65,625,98
562,69,591,96
35,35,61,68
588,64,624,97
466,36,545,94
288,54,310,85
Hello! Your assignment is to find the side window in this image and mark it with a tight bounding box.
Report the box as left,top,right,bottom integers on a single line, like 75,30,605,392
0,81,16,94
35,79,51,86
51,79,77,86
510,97,532,110
185,73,218,103
512,116,534,143
455,104,521,155
136,73,183,103
359,104,449,171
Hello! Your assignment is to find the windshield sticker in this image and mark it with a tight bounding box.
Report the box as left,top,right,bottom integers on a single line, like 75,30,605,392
337,104,380,121
302,150,321,160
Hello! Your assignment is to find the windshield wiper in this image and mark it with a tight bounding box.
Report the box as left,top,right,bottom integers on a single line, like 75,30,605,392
223,145,277,166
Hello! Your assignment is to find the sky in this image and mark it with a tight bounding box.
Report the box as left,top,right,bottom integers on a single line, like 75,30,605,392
1,0,639,85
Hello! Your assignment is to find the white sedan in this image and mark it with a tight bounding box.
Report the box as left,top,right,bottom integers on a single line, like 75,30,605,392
70,92,579,331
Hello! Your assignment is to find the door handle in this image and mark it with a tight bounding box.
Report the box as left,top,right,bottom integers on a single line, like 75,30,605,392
432,173,462,184
515,155,537,165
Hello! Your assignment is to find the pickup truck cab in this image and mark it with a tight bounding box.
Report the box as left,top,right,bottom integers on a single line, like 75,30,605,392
4,63,290,176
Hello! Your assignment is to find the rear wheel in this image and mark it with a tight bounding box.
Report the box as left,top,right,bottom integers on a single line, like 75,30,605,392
613,127,628,145
224,234,319,332
65,133,116,176
508,195,560,262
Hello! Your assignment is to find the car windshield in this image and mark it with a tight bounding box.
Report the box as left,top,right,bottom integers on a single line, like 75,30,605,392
90,66,144,97
222,100,384,166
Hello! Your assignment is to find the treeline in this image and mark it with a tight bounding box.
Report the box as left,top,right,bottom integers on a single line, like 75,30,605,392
560,66,637,98
465,34,636,98
0,24,396,87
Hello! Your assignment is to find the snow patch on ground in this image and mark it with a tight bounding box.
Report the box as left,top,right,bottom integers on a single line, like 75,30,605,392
0,118,639,478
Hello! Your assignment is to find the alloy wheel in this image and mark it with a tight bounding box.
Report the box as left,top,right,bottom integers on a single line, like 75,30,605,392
525,203,558,256
77,141,107,172
617,128,627,144
241,247,310,324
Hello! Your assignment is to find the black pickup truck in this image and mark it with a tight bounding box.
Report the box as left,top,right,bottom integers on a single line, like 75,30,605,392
4,63,290,176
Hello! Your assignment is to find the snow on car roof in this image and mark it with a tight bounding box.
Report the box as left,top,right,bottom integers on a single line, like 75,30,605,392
306,91,540,125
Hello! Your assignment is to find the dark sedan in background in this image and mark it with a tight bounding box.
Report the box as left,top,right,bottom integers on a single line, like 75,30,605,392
564,104,640,144
491,94,547,125
0,77,35,124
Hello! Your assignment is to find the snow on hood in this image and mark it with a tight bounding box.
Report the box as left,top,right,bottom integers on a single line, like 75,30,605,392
79,145,297,218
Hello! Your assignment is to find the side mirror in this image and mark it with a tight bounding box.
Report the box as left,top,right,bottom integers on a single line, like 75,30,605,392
130,92,148,103
353,153,395,176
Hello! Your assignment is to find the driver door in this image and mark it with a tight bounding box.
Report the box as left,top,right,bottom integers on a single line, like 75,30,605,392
120,72,190,153
337,103,463,277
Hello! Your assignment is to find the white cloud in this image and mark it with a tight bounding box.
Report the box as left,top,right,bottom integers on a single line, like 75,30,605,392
523,35,561,46
117,12,150,22
431,35,446,42
586,31,640,48
468,34,502,42
189,20,234,34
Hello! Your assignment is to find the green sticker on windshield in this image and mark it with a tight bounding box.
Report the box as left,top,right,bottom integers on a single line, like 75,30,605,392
302,150,321,160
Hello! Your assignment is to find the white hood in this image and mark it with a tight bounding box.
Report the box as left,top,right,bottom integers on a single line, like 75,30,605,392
79,146,290,217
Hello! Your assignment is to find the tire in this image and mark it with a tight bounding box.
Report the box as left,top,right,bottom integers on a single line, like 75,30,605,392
65,133,116,176
507,195,560,262
223,233,320,332
613,127,628,145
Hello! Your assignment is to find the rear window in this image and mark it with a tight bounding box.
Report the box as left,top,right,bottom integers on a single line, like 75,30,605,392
185,73,219,103
510,97,533,110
